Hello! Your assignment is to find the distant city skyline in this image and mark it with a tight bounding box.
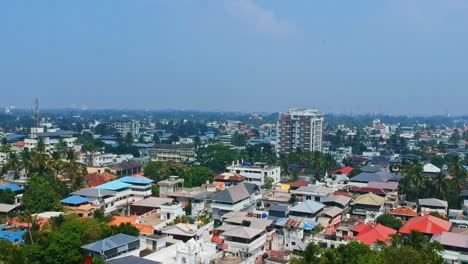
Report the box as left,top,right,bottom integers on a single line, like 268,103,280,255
1,1,467,115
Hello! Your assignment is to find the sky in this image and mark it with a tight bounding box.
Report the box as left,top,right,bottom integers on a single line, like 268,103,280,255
1,0,468,115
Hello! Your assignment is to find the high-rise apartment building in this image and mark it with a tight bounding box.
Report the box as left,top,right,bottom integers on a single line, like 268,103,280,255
277,108,324,153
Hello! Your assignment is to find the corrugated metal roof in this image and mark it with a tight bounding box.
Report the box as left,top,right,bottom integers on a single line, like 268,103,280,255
96,180,131,191
119,176,153,184
81,233,139,253
60,195,89,205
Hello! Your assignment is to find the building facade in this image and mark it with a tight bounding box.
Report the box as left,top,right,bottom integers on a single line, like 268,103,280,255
108,120,140,137
277,108,324,153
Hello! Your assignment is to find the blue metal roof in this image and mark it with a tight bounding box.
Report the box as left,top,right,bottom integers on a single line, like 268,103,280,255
0,184,24,192
96,180,131,191
60,195,89,205
119,176,153,185
101,135,117,140
0,229,27,244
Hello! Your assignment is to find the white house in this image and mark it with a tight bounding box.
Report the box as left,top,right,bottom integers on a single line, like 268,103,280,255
226,161,281,186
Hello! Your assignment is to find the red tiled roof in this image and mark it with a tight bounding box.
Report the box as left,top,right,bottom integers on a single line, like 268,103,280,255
332,191,352,198
332,167,354,176
399,215,452,235
353,223,397,246
84,172,118,187
289,180,310,188
347,186,386,196
213,173,246,182
389,207,418,217
211,235,224,244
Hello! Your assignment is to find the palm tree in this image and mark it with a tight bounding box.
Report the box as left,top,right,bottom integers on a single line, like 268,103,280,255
3,152,21,178
31,139,51,176
20,148,32,176
64,150,85,185
49,151,64,177
310,151,325,181
432,172,448,199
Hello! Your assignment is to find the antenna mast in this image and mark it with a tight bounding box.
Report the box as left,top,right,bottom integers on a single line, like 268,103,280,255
34,98,39,127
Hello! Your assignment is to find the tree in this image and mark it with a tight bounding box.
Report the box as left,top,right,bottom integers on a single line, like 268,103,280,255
231,132,248,146
262,176,274,190
104,223,140,237
376,213,403,230
22,175,61,213
0,189,16,204
196,144,239,173
184,166,214,187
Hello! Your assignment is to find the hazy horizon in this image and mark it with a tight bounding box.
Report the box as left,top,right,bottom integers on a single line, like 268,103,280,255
1,1,467,115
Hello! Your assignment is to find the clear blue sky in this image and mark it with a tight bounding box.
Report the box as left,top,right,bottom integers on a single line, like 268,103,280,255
1,0,467,115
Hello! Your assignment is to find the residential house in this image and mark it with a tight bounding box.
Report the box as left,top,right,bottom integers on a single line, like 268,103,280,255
322,195,352,209
158,176,184,198
291,185,333,203
221,225,268,261
351,193,385,217
213,172,246,188
349,172,399,187
352,223,397,246
130,197,173,216
211,182,261,218
226,162,281,186
289,200,325,219
268,204,289,220
399,215,452,236
431,232,468,264
81,234,140,260
107,160,143,177
389,207,418,221
418,198,448,215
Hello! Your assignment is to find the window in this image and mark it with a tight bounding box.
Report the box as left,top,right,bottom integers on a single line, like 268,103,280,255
181,257,187,263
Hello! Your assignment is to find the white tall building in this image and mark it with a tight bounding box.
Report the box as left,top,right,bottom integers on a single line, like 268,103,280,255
226,161,281,186
108,120,140,137
277,108,324,153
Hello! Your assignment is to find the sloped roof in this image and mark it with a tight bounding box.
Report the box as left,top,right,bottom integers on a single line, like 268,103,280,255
72,188,116,198
289,200,325,214
399,215,452,235
431,232,468,249
60,195,89,205
350,172,398,183
96,180,131,191
106,256,158,264
211,182,258,203
332,167,354,176
84,172,117,187
0,203,18,213
81,233,139,253
321,206,343,218
353,193,385,206
222,226,264,239
223,216,272,230
389,207,418,217
293,185,333,196
323,195,352,207
131,197,173,208
0,184,24,192
213,172,246,182
289,180,310,188
108,216,154,235
269,204,289,213
418,198,448,208
119,176,153,184
423,163,441,173
353,223,397,246
348,186,386,196
367,181,398,191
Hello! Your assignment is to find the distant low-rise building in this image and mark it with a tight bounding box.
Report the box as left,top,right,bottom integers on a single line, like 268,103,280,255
148,144,196,162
